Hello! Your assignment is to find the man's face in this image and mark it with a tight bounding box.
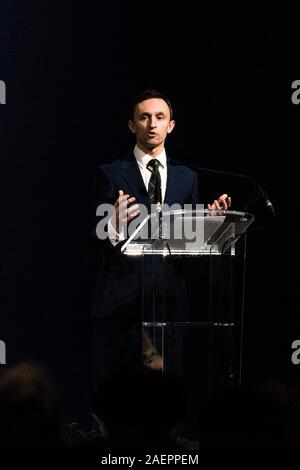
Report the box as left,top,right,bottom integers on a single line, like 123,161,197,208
128,98,175,152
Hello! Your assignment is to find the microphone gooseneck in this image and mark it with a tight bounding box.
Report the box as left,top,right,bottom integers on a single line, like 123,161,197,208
193,166,276,216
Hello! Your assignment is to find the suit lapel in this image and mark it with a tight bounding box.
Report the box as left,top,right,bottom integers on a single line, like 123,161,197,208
121,153,150,210
164,159,180,206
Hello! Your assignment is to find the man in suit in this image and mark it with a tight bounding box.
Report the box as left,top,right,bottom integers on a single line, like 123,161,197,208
91,89,231,385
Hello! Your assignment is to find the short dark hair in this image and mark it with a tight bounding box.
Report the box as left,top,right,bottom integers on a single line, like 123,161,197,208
130,89,174,120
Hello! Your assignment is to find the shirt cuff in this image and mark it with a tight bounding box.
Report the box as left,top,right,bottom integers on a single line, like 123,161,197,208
107,217,125,246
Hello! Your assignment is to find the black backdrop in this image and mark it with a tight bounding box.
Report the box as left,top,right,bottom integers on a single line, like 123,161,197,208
0,1,299,427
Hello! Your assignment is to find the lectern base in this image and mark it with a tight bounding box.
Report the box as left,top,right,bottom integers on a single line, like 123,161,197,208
143,322,241,441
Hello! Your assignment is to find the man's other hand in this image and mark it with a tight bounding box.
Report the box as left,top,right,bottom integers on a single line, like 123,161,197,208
208,193,231,211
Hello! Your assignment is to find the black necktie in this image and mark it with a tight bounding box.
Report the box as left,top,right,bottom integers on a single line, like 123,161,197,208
147,159,162,204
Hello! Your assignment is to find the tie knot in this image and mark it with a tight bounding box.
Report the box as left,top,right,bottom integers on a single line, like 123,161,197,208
147,159,160,172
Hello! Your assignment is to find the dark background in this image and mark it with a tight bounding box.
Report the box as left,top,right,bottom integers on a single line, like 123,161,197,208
0,1,298,427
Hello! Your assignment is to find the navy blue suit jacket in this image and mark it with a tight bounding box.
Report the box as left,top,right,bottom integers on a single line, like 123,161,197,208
91,152,199,320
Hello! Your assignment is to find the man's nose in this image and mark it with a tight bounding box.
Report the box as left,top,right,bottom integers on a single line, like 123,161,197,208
149,117,157,128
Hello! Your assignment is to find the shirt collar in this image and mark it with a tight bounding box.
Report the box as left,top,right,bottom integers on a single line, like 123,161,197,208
134,145,167,170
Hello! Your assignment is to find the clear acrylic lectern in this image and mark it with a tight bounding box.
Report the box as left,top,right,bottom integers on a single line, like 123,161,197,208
121,209,254,441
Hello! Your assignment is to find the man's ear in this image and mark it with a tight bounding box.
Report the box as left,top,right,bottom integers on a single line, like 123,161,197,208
128,120,136,134
167,120,175,134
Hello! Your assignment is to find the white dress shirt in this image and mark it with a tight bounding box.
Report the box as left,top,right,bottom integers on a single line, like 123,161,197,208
108,145,167,245
134,145,167,202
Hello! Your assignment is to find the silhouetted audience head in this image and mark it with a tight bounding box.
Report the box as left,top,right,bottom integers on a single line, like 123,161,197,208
91,365,186,450
0,362,62,450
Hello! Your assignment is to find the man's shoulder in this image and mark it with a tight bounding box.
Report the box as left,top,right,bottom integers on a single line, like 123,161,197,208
168,158,197,178
97,152,134,173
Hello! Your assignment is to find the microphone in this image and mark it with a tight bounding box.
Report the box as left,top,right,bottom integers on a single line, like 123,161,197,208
254,182,275,217
192,166,276,217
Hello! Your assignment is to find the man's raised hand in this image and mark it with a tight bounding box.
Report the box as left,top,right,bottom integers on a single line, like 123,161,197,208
113,190,140,233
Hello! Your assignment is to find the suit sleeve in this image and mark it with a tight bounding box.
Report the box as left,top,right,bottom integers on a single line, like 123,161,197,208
89,166,117,240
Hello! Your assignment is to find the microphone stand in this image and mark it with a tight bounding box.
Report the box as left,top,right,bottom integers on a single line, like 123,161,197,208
192,166,276,217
